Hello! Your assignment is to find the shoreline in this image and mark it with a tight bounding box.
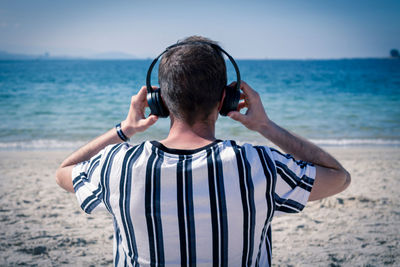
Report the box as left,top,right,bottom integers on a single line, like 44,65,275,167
0,147,399,266
0,141,399,152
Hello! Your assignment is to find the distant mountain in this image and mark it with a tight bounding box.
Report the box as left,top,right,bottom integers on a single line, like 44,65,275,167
0,50,40,60
0,51,74,60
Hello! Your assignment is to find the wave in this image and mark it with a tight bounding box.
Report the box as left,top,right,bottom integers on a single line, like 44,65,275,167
0,139,86,150
0,138,399,150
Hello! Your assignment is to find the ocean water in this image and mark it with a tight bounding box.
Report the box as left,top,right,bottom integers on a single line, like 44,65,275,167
0,59,399,150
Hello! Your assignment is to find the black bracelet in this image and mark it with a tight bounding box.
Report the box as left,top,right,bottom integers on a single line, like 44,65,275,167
115,122,130,142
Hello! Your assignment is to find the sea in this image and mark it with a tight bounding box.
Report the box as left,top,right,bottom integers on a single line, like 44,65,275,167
0,59,399,150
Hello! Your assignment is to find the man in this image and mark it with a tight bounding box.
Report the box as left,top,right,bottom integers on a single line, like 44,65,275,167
56,36,350,266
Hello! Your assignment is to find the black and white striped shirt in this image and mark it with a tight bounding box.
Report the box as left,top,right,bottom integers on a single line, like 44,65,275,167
72,140,315,267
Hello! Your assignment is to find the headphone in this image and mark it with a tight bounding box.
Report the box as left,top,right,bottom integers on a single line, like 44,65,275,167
146,41,241,118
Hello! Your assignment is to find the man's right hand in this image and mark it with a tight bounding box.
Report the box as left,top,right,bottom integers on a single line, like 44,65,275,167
227,81,271,132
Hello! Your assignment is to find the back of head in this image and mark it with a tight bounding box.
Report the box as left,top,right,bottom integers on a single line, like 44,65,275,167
158,36,227,125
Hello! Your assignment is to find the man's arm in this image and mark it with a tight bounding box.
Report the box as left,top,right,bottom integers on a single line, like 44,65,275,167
55,86,158,192
228,81,351,201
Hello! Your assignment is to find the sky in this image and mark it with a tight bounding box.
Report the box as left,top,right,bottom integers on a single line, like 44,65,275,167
0,0,399,59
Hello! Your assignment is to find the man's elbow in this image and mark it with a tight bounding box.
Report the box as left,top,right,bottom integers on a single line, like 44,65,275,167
55,166,74,193
55,167,63,187
309,166,351,202
341,169,351,192
335,168,351,195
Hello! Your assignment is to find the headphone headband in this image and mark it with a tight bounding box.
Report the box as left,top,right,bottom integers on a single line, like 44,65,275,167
146,41,241,93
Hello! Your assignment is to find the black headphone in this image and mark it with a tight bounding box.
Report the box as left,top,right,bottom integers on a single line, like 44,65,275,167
146,41,241,118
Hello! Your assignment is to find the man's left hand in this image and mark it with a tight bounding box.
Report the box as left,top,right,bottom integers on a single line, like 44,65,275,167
121,86,159,138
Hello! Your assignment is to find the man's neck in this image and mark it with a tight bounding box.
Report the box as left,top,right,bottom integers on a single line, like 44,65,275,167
160,118,217,150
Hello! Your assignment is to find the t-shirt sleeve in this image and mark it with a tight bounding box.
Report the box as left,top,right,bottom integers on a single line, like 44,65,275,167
71,144,119,214
268,147,316,216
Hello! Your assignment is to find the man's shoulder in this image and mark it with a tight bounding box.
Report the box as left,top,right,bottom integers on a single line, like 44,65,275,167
99,142,148,160
223,140,271,151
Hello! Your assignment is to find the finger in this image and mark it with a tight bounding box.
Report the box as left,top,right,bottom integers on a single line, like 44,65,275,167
146,114,158,125
227,111,247,123
240,92,246,100
130,94,149,108
140,115,158,128
132,86,151,108
136,86,148,102
142,86,159,107
239,80,257,97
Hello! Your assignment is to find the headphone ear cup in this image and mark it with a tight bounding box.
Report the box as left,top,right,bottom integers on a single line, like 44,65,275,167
147,88,169,118
220,86,240,116
147,89,159,116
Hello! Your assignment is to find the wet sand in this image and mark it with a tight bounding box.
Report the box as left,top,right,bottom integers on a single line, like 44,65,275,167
0,147,399,266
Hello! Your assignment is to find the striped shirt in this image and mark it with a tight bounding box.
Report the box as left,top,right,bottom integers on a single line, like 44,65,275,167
72,140,315,267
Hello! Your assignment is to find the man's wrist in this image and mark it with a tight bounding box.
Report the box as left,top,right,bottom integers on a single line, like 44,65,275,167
256,120,274,138
120,120,136,139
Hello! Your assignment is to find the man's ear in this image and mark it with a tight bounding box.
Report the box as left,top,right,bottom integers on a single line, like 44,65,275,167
217,89,226,111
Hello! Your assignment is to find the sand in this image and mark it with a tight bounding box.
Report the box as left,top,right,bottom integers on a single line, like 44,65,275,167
0,147,399,266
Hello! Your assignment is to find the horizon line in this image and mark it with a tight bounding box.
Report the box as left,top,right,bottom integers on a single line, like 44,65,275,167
1,50,399,61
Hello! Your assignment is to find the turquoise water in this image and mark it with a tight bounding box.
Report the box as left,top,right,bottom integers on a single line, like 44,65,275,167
0,59,399,149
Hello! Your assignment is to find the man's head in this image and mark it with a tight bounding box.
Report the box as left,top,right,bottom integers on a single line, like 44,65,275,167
158,36,227,125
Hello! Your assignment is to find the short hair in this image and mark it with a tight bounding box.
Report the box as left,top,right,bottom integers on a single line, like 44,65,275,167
158,36,227,125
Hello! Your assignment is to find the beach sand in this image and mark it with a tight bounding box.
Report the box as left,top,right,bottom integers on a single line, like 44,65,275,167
0,147,399,266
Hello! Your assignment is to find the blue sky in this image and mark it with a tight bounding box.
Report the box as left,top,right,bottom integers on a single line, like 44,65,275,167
0,0,399,59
